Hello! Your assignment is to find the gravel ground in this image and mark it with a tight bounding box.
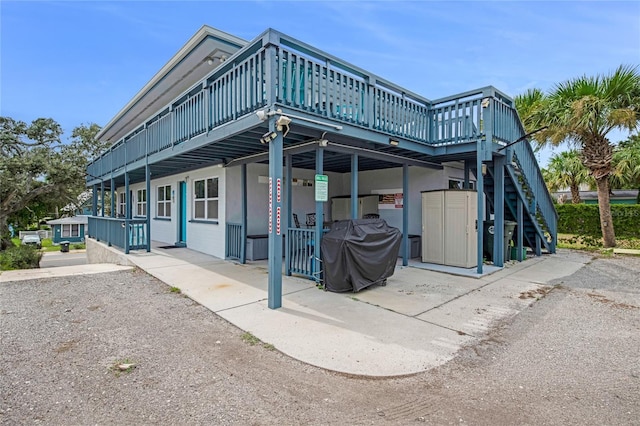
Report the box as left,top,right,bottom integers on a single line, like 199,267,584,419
1,253,639,425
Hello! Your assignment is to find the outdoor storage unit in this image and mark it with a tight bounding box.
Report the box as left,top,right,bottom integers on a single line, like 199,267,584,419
421,190,478,268
321,219,402,292
331,195,379,221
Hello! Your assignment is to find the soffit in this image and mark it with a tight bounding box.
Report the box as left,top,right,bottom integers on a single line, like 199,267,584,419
98,26,247,144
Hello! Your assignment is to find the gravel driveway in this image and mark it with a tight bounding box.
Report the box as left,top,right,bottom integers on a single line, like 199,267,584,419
1,252,639,425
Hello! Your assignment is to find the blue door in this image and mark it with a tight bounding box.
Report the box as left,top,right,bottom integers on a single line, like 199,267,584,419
178,181,187,245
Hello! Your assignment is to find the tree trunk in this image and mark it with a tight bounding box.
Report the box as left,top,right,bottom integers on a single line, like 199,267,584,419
0,215,13,251
595,176,616,247
570,183,582,204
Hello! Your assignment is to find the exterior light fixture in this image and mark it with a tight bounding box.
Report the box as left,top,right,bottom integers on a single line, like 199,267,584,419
389,139,399,146
481,163,487,175
260,131,278,144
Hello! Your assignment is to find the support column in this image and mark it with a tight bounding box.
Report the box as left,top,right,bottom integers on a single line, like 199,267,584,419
124,172,130,254
402,163,409,266
315,147,324,283
92,184,98,216
351,154,358,219
268,119,283,310
476,149,484,274
464,159,471,189
285,155,292,275
145,164,151,252
110,178,115,218
493,157,505,267
517,197,524,261
100,181,105,217
240,164,247,264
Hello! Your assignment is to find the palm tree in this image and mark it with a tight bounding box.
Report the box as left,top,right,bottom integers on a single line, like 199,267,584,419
544,150,592,203
516,65,640,247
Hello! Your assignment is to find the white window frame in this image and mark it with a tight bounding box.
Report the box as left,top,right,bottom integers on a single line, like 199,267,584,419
448,178,475,190
118,192,126,217
157,185,172,218
136,189,147,217
193,177,219,220
61,224,80,238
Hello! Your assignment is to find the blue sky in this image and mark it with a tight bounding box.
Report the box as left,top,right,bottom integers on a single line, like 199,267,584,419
1,1,639,165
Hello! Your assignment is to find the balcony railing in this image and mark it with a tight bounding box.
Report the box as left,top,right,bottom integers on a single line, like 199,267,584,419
86,30,494,181
87,216,148,254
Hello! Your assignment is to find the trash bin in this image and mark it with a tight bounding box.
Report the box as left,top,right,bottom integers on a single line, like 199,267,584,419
483,221,517,261
60,241,70,253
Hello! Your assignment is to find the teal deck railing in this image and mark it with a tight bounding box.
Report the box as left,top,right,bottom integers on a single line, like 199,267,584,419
86,29,555,252
87,216,148,254
287,228,316,279
226,222,243,260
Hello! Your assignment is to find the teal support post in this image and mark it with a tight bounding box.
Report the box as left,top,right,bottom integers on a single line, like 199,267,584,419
402,163,409,266
268,119,283,310
100,181,105,217
351,154,358,218
517,197,524,261
476,150,484,274
92,184,98,216
145,164,151,252
285,155,292,276
110,178,115,218
493,156,505,267
315,147,324,283
124,172,130,254
464,160,471,189
240,164,247,264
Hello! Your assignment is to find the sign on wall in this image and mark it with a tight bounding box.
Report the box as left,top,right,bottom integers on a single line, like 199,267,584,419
315,174,328,202
372,188,403,209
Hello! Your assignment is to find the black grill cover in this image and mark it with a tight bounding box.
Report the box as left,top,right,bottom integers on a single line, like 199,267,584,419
321,219,402,292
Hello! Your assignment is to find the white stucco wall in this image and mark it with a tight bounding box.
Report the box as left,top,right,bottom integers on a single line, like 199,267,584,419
337,161,470,235
113,160,471,259
226,163,345,235
116,164,226,259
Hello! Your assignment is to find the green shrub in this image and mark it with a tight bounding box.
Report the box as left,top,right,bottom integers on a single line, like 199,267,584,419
556,204,640,238
0,245,43,270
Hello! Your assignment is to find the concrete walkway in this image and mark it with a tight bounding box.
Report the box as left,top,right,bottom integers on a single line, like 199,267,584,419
120,245,591,377
2,242,591,376
0,263,133,282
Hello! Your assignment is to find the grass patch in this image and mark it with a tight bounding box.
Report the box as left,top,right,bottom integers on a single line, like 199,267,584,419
169,286,181,294
240,332,275,350
241,332,260,346
557,234,640,251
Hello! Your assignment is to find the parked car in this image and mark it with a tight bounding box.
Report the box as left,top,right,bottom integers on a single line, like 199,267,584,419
22,234,42,249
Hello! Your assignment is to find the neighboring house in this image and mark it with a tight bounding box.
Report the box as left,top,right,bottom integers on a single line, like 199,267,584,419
85,26,557,309
47,216,88,244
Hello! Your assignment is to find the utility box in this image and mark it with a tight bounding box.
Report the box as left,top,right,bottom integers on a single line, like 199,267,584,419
421,190,477,268
331,195,379,221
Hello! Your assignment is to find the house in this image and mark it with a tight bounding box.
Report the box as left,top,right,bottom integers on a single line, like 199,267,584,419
85,26,557,309
47,216,88,244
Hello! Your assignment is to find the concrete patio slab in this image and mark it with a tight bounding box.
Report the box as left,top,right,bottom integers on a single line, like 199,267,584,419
83,240,592,377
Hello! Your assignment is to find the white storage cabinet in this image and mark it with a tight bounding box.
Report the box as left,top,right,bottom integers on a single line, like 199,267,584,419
421,190,477,268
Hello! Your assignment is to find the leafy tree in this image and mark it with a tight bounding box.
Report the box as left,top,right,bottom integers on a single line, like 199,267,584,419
611,133,640,201
0,118,105,250
516,65,640,247
543,150,592,204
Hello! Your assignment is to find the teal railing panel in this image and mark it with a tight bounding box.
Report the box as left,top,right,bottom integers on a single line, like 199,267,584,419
87,216,147,253
174,90,206,144
429,92,483,146
226,222,243,260
287,228,315,279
